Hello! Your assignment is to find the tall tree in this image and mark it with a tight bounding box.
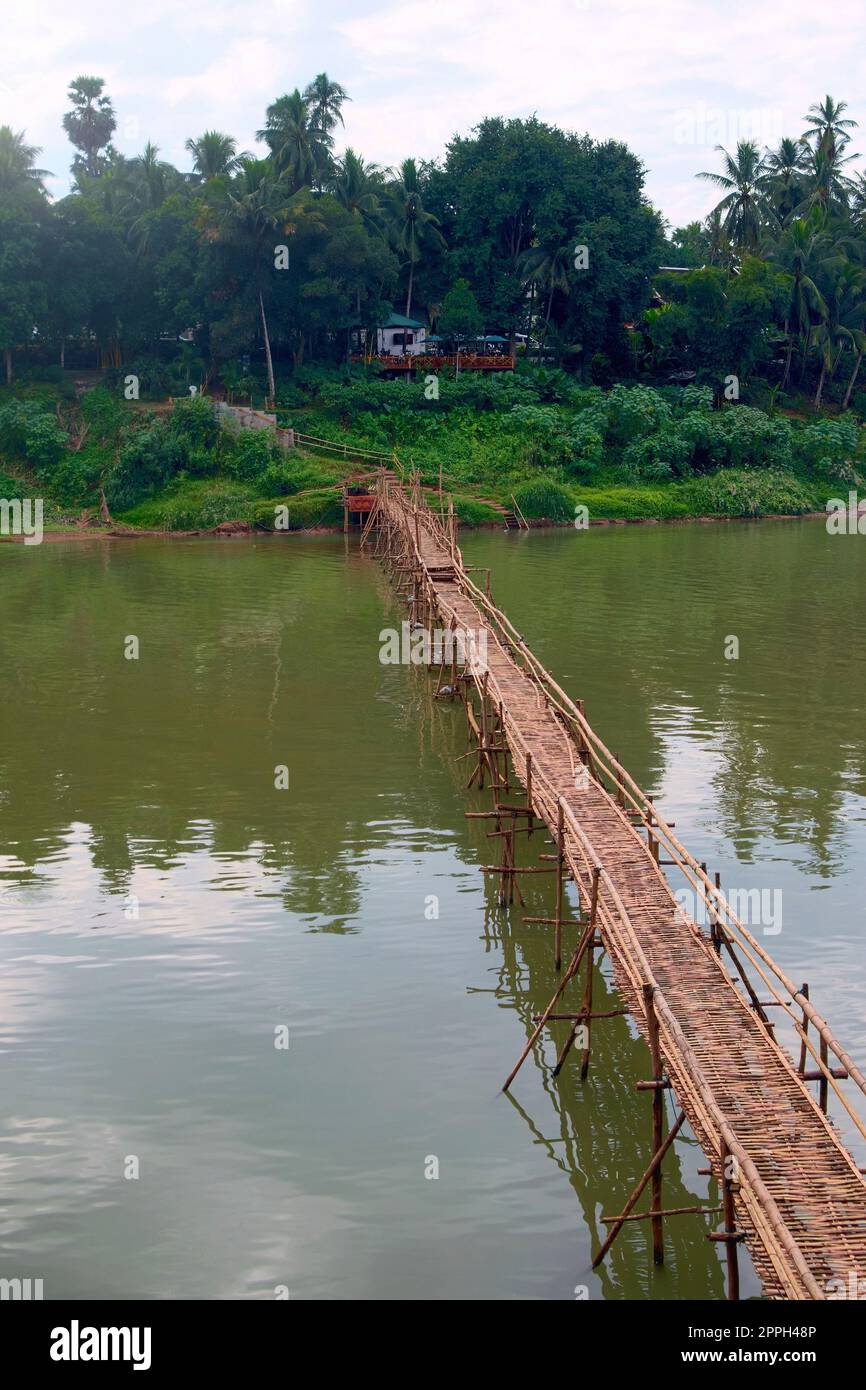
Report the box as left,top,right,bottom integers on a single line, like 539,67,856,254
257,91,329,193
303,73,349,145
214,161,309,399
0,127,51,195
696,141,767,253
63,75,116,178
185,132,246,181
388,158,445,318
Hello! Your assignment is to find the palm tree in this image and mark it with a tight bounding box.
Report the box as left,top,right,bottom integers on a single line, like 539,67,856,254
185,131,246,181
216,162,321,400
850,173,866,230
303,73,349,144
518,241,571,358
696,141,767,253
0,126,50,194
388,158,445,319
760,137,809,223
257,91,329,193
62,75,116,177
705,208,733,268
765,214,830,390
811,261,861,405
330,148,385,231
802,95,858,165
836,261,866,408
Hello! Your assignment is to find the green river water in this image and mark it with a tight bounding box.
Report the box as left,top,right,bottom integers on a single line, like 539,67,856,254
1,518,865,1300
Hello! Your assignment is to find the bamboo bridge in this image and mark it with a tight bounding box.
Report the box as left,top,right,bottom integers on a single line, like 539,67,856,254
362,468,866,1301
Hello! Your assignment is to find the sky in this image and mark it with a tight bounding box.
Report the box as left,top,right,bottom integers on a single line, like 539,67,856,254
2,0,866,228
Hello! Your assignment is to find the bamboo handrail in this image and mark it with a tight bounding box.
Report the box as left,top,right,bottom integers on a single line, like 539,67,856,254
371,467,866,1297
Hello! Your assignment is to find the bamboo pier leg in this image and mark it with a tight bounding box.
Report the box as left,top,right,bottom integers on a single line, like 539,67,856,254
593,1111,686,1267
798,982,810,1075
554,802,564,971
526,753,534,834
502,919,596,1092
719,1141,741,1301
643,983,666,1265
579,868,601,1080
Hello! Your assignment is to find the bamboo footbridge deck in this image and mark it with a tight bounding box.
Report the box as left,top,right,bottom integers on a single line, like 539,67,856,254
364,468,866,1301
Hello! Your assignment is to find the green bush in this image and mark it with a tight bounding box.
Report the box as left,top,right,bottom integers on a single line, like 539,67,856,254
223,429,277,481
682,469,815,516
795,416,860,477
254,488,343,530
0,400,67,474
605,384,672,446
170,395,219,450
451,495,502,525
512,479,574,521
106,420,185,510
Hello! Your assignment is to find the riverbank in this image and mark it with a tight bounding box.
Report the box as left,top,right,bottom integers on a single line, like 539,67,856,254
1,507,831,543
0,375,859,536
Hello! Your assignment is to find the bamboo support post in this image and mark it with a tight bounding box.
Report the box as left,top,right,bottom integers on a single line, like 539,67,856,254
593,1111,686,1267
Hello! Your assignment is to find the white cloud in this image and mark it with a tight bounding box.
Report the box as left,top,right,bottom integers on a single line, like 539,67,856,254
1,0,865,218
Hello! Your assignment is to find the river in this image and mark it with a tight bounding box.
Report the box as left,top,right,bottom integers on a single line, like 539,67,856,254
1,518,864,1299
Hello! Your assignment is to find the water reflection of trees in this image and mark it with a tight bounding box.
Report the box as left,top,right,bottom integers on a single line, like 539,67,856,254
462,521,866,879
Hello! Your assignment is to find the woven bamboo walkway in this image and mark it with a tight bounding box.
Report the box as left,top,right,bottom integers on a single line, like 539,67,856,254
368,470,866,1300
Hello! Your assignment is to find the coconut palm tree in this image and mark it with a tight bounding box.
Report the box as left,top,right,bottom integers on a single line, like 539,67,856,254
836,261,866,408
802,95,858,165
388,158,445,319
303,73,349,145
765,213,831,390
518,241,571,358
216,162,324,400
330,148,385,231
0,126,51,194
257,91,329,193
760,137,809,223
185,131,247,181
809,264,861,409
696,140,768,253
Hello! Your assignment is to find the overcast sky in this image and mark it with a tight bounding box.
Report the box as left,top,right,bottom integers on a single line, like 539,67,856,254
3,0,866,227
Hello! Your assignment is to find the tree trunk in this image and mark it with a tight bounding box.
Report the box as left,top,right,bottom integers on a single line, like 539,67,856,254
814,359,826,409
405,260,414,321
60,341,66,370
842,348,864,409
537,286,554,362
780,318,792,391
3,347,11,384
259,289,276,403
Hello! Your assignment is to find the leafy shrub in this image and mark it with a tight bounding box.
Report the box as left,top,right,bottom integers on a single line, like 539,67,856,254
80,387,126,442
566,411,607,475
170,395,219,450
223,430,279,481
0,400,67,474
679,384,714,413
622,430,690,480
605,385,672,446
106,420,185,510
721,407,792,470
795,416,860,476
